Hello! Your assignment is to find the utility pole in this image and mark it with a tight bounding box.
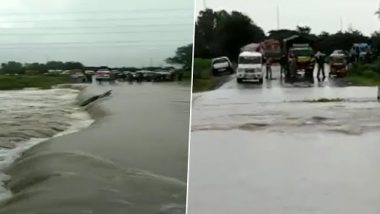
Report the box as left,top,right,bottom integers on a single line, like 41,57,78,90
203,0,207,9
340,16,343,32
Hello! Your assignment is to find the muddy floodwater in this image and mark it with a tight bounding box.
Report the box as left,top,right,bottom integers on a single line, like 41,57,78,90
188,66,380,214
0,82,190,214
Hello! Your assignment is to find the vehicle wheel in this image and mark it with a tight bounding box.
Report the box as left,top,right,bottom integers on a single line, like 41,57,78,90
212,69,218,76
258,78,263,84
305,70,313,79
237,78,243,83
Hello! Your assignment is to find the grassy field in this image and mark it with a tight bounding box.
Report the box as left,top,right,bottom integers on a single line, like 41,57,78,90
0,74,73,90
193,58,232,92
347,61,380,85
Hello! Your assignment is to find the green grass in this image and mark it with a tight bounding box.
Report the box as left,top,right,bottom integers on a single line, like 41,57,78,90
346,61,380,85
0,74,73,90
192,58,231,92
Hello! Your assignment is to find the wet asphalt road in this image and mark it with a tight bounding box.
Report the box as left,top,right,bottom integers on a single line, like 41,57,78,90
187,65,380,214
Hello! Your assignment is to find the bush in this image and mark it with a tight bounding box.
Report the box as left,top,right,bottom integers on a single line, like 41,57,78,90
193,58,212,79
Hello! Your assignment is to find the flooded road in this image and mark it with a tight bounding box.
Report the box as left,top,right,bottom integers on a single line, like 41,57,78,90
188,66,380,214
0,82,190,214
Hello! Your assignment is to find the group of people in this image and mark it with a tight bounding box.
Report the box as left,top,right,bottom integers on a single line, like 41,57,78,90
277,52,326,79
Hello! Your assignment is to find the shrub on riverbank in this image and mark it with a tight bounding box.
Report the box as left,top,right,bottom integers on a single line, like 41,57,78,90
193,58,231,92
0,75,72,90
347,61,380,85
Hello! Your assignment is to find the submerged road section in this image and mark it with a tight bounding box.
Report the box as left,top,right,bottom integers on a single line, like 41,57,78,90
188,66,380,214
0,82,190,214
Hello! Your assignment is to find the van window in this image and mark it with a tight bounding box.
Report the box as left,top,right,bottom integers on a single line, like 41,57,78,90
239,56,261,64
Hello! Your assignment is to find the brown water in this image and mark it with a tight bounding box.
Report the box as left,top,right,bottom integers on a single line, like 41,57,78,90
0,82,190,214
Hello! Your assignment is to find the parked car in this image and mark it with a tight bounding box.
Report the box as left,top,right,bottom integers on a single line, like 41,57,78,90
84,70,95,75
211,57,233,75
95,69,111,81
236,51,263,84
156,70,176,81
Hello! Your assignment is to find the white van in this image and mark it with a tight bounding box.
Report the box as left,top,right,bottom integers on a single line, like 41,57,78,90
236,51,263,84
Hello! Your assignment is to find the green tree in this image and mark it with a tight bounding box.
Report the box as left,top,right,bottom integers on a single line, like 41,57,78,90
25,62,47,73
1,61,25,74
296,25,312,35
46,61,65,70
64,62,83,70
166,44,193,71
268,29,298,41
194,9,265,60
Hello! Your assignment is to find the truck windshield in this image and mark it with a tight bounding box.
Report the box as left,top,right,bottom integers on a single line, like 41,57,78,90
331,57,345,63
291,48,313,56
239,56,261,64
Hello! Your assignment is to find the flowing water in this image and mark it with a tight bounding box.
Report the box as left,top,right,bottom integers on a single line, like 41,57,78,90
188,66,380,214
0,83,190,214
0,88,94,202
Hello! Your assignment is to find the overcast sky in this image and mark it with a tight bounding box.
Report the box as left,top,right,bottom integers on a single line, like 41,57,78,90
0,0,194,67
196,0,380,36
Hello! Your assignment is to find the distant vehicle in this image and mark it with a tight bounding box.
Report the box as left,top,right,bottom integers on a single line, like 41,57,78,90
351,43,372,62
329,53,347,77
134,71,144,82
236,51,263,84
241,43,261,52
84,70,95,75
332,50,345,55
260,39,281,61
211,57,233,75
139,70,156,81
156,70,176,81
283,35,316,77
95,69,111,81
288,44,315,76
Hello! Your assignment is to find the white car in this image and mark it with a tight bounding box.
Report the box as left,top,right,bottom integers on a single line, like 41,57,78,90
236,51,263,84
211,57,233,75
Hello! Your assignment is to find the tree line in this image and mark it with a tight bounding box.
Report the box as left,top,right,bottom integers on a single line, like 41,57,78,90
195,9,380,61
0,61,85,74
0,43,192,74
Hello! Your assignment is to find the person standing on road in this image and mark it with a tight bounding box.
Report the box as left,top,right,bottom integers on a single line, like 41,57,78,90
316,52,325,79
280,54,288,77
266,57,272,80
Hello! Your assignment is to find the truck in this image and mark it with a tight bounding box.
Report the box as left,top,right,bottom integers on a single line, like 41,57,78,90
283,35,316,77
351,43,372,63
260,39,281,61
